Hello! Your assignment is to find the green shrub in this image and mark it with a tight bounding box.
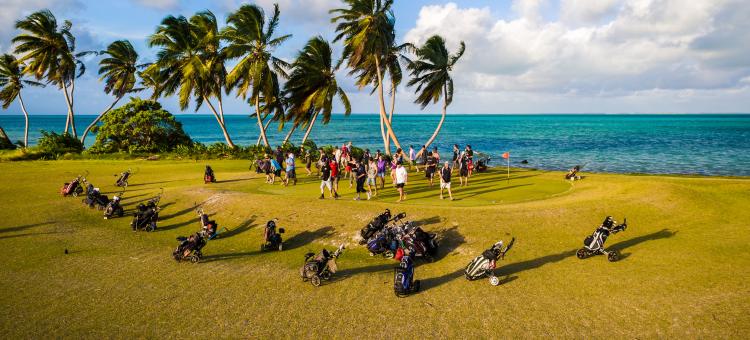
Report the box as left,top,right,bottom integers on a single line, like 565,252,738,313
89,97,192,154
36,131,83,156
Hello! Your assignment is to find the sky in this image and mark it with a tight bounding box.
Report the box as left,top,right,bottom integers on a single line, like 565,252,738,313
1,0,749,115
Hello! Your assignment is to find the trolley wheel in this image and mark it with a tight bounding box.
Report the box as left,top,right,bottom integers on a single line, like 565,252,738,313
607,250,620,262
320,271,331,281
72,192,78,197
190,255,200,263
576,248,587,259
278,243,283,251
489,275,501,286
146,223,155,232
310,275,321,287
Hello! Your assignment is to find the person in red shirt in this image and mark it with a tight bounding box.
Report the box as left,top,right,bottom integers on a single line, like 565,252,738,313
329,159,341,199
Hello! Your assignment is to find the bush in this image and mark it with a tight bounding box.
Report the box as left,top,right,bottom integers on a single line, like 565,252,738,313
89,97,192,153
36,131,83,155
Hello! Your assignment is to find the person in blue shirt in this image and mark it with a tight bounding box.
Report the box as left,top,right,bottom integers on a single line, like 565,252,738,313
284,153,297,186
270,158,282,184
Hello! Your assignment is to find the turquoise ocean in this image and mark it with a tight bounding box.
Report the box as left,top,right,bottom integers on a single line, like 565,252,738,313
1,114,749,176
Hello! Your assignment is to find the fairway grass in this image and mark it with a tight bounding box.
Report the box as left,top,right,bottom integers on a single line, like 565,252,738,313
0,160,748,338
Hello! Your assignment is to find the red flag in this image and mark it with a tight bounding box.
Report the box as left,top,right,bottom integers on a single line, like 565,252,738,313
502,152,510,159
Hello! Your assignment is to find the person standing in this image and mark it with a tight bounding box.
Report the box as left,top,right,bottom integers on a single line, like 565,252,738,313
376,155,387,189
319,160,335,199
452,144,460,173
439,161,454,200
270,157,282,184
366,159,378,198
363,149,372,164
409,146,416,171
354,159,369,200
395,161,408,202
459,152,470,186
419,145,428,172
304,150,312,176
274,146,284,168
284,153,297,186
329,158,341,198
425,151,437,187
465,145,474,178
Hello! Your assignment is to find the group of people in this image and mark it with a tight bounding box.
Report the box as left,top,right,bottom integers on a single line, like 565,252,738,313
252,142,483,203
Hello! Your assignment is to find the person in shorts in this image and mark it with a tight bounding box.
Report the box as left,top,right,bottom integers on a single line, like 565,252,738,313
395,161,408,202
376,155,387,189
452,144,460,173
425,151,437,186
354,159,369,200
319,161,335,199
304,150,312,176
284,153,297,186
367,159,378,197
270,157,282,184
329,158,341,198
459,152,470,187
439,161,454,200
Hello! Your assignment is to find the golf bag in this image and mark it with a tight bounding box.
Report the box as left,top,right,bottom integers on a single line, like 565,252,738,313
103,191,125,219
577,216,627,262
401,224,439,261
359,209,394,244
82,184,109,210
394,253,420,297
465,238,515,285
115,169,131,187
61,173,86,197
204,165,216,183
300,245,345,287
197,209,219,239
131,191,162,232
261,219,285,251
476,157,491,172
173,233,207,263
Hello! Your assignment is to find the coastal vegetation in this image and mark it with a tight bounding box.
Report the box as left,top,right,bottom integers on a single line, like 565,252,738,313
0,1,464,156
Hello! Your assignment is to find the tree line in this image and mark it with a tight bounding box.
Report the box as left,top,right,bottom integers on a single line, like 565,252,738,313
0,0,464,155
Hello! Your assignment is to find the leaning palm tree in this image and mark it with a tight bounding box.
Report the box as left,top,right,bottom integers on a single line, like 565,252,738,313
331,0,401,152
13,10,86,136
146,11,235,147
223,4,290,147
0,54,45,147
284,36,351,145
405,35,465,152
80,40,140,145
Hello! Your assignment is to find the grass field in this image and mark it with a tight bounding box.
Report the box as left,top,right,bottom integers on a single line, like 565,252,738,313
0,159,748,338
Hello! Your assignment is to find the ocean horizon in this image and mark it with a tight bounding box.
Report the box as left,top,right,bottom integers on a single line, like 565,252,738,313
2,113,749,176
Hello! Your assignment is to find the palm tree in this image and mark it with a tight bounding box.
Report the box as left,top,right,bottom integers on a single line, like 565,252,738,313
331,0,401,153
223,4,291,147
284,36,351,145
13,10,89,137
0,54,45,147
146,11,235,147
405,35,465,153
80,40,140,145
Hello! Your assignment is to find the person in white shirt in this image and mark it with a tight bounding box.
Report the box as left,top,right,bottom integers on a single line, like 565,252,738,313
395,161,408,202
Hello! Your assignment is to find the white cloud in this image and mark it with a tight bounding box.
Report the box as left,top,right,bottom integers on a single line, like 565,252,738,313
0,0,82,53
132,0,180,10
403,0,750,106
225,0,341,27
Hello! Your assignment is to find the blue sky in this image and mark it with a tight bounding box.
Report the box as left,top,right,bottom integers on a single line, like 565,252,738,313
1,0,749,115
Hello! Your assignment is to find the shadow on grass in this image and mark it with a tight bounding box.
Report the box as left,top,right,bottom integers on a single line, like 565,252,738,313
420,268,464,292
414,216,442,227
1,221,55,234
215,178,252,184
284,226,336,250
215,216,257,239
608,229,677,260
333,263,396,283
0,231,61,240
200,250,263,263
126,179,184,187
432,226,466,262
496,249,578,277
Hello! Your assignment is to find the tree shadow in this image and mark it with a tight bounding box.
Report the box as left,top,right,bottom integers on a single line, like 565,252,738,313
216,216,257,239
126,179,184,187
414,216,442,227
496,249,578,277
215,178,252,184
118,192,152,203
158,219,197,232
160,203,201,221
284,226,336,250
1,221,55,234
0,231,61,240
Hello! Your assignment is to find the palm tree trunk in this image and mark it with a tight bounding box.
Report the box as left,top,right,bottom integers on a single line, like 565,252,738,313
80,96,122,145
282,124,297,145
419,84,449,154
0,126,12,146
256,117,271,146
62,81,73,134
204,97,235,148
374,58,401,153
18,92,30,147
300,112,319,145
255,96,270,147
69,78,77,138
385,85,396,153
379,115,387,152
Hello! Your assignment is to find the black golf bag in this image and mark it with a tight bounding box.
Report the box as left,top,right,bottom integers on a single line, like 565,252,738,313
83,184,109,210
115,169,131,187
359,209,393,244
103,192,125,219
300,245,345,287
204,165,216,183
577,216,627,262
261,219,285,251
173,233,207,263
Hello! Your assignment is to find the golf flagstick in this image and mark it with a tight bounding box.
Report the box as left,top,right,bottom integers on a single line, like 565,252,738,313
502,151,510,184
